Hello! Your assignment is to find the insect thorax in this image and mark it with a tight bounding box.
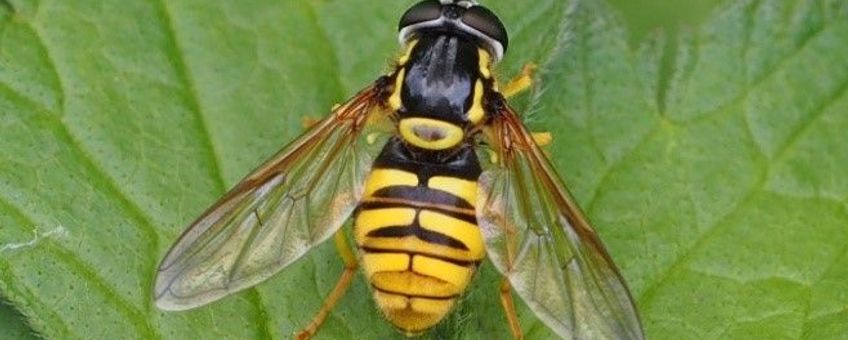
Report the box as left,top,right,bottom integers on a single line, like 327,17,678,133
389,32,494,151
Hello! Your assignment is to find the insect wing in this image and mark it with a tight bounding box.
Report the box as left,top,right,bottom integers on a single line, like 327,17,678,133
477,107,644,339
155,86,390,310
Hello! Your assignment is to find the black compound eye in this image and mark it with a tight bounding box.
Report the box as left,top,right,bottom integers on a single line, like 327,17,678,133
398,0,443,31
461,5,509,52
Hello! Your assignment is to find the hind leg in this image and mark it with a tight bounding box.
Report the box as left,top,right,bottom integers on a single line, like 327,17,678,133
499,279,525,340
296,232,358,340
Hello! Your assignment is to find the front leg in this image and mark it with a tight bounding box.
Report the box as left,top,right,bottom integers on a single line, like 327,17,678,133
501,63,537,99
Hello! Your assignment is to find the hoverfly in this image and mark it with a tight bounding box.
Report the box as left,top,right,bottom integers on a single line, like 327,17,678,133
154,0,645,339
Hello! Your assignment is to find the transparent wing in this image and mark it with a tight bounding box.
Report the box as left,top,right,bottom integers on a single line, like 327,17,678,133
154,84,391,310
477,106,644,339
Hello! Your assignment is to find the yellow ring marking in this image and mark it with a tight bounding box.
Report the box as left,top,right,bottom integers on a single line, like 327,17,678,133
399,118,464,150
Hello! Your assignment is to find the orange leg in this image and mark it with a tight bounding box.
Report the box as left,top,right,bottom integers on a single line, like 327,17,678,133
501,63,553,152
301,104,342,129
502,63,537,99
296,232,358,340
532,132,552,147
499,279,525,340
301,117,322,129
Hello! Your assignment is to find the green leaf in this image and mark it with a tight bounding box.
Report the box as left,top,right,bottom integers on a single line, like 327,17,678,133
0,298,39,340
1,0,846,339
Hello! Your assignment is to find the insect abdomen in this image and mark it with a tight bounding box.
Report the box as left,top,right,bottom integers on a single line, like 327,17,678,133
354,142,485,335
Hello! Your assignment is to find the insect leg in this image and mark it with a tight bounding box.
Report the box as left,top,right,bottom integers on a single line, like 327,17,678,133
296,231,359,340
499,279,525,340
301,117,322,129
500,63,551,149
301,104,343,129
501,63,537,98
531,132,552,147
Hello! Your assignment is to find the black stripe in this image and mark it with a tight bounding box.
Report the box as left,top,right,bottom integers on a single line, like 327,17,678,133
372,138,482,182
371,284,458,301
372,186,474,209
359,200,477,224
359,246,480,267
368,225,469,251
373,158,480,182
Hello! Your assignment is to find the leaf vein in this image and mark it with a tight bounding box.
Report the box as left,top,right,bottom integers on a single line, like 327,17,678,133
584,121,661,213
637,178,766,307
153,0,226,193
305,2,345,97
800,204,848,335
770,73,848,162
0,196,156,339
0,261,76,339
0,33,164,320
631,71,844,306
678,6,832,124
152,0,273,336
0,0,11,14
637,71,848,314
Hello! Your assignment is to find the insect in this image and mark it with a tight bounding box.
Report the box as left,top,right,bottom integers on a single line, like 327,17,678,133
154,0,644,339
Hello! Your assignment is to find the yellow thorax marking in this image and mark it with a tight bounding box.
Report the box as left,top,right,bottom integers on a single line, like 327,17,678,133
478,48,492,79
389,68,406,111
388,40,418,112
398,117,464,150
398,39,419,66
466,80,485,124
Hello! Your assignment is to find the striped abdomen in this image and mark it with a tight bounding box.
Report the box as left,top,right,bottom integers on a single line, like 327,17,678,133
354,140,484,335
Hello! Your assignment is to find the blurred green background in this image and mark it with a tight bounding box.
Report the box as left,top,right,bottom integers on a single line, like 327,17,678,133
610,0,722,40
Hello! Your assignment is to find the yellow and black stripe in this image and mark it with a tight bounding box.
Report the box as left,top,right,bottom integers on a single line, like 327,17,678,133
355,139,485,334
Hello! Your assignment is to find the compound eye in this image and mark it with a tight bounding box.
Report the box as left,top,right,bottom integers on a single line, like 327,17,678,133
398,0,443,31
461,5,509,52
